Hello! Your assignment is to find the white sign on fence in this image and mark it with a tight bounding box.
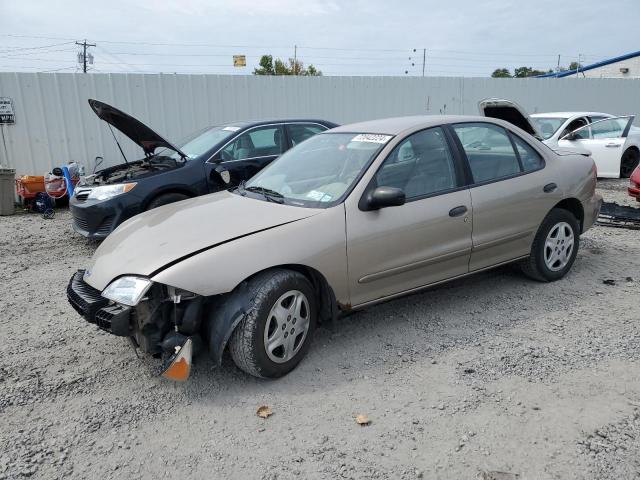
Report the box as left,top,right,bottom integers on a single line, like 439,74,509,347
0,97,15,124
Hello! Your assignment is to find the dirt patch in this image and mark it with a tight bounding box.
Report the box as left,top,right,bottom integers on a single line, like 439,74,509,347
0,181,638,480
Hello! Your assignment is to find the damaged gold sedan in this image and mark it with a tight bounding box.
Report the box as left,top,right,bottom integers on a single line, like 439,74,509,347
67,115,601,380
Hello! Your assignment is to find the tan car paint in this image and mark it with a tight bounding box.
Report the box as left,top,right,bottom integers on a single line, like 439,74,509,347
151,204,350,300
84,191,321,292
85,115,601,312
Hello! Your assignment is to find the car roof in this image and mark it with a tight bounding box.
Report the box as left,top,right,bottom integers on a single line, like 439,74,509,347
530,112,611,118
226,119,336,129
329,115,495,135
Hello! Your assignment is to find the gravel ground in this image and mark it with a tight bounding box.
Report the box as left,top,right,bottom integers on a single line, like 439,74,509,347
1,179,639,480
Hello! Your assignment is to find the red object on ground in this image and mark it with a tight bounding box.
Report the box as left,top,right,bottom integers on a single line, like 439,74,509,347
629,166,640,201
15,175,46,200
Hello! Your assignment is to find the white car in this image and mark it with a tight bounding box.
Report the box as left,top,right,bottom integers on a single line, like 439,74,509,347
479,99,640,178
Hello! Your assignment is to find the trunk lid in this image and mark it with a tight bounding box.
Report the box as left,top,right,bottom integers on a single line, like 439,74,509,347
478,98,543,139
88,99,186,158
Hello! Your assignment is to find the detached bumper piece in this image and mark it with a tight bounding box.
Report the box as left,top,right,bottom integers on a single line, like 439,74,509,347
67,270,132,336
597,201,640,230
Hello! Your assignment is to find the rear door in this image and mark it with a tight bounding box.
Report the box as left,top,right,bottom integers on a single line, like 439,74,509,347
449,122,560,271
285,122,329,148
558,116,634,178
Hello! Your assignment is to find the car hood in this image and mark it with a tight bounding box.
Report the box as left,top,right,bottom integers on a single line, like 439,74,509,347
83,191,321,291
88,99,186,157
478,98,543,140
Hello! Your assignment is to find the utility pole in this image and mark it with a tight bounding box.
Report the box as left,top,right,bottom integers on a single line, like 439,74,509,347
556,54,561,72
422,48,426,77
76,39,96,73
294,44,297,75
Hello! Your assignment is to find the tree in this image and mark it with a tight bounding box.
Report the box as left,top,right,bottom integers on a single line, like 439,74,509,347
253,55,322,76
568,61,582,71
513,66,552,78
491,68,512,78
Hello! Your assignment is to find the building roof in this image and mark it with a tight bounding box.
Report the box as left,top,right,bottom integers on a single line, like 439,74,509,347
537,50,640,78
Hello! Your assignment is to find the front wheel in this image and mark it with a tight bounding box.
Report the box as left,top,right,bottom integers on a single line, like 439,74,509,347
520,208,580,282
229,269,317,378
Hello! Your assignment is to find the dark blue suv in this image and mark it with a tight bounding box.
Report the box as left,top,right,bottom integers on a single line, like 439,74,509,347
70,99,337,239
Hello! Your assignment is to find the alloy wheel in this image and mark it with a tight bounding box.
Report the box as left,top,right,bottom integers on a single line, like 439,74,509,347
263,290,311,364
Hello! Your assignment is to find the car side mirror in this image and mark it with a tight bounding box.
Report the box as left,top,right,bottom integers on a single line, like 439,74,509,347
362,186,406,211
214,165,231,184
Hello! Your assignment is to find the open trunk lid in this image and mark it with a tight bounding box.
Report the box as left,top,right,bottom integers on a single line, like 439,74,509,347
478,98,543,140
88,99,186,158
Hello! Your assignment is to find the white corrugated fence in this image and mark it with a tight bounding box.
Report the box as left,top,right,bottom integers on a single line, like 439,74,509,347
1,72,639,174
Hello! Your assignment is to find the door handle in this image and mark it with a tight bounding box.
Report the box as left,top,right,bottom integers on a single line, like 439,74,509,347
605,143,621,148
543,183,557,193
449,205,468,217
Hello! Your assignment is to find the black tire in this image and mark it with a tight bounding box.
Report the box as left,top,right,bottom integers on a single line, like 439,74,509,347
229,269,317,378
520,208,580,282
146,192,189,210
620,148,640,178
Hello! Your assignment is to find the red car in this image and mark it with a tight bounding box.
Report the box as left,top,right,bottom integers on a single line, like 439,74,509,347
629,165,640,200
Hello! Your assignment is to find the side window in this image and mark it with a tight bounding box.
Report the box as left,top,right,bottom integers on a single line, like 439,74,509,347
374,127,457,199
561,117,589,139
590,118,626,139
511,134,544,172
287,123,327,146
452,123,521,183
222,125,284,160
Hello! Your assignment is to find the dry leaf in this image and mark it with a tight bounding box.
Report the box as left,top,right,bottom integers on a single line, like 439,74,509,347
256,406,273,419
355,414,371,426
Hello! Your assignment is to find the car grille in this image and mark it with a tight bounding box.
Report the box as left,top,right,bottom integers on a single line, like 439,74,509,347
72,212,90,231
74,188,91,202
66,270,108,323
95,216,114,236
95,303,132,336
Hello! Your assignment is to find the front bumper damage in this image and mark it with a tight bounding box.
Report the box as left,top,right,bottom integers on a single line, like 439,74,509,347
67,270,199,380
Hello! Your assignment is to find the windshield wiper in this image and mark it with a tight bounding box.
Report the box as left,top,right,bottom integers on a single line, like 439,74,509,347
245,185,285,203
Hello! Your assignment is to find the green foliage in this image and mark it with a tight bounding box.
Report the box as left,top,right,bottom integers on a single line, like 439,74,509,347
253,55,322,76
491,68,512,78
513,66,551,78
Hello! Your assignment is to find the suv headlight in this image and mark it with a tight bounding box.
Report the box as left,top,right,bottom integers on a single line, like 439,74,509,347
87,183,136,201
102,276,152,306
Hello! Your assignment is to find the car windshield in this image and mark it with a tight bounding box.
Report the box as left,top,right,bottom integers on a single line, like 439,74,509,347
531,117,568,140
157,126,240,160
243,132,389,207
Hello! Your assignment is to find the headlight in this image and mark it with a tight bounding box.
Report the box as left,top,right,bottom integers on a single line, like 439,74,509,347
87,183,136,201
102,276,152,306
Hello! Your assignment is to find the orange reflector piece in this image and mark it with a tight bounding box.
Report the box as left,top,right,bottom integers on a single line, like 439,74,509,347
161,338,193,381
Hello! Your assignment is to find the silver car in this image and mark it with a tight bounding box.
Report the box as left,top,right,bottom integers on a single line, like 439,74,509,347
67,115,602,380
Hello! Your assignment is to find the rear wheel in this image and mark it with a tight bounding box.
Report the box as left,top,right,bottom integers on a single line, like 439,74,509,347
520,208,580,282
229,269,317,378
146,192,189,210
620,148,640,178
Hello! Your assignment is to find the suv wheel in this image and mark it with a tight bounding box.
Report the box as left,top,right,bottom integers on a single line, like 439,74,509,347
229,269,317,378
520,208,580,282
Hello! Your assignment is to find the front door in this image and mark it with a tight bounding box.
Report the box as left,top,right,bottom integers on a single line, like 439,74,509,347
558,116,634,178
205,124,285,191
345,126,473,307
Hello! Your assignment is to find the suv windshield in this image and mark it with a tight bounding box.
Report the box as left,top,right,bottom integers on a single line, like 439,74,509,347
157,126,240,160
243,132,389,207
531,117,568,140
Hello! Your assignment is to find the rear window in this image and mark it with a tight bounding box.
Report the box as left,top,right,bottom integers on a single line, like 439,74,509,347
531,117,568,140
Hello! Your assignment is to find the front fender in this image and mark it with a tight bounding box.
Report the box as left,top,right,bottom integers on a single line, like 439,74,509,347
150,206,350,305
205,282,252,365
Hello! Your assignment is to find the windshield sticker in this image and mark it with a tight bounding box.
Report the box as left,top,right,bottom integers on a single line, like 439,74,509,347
223,126,241,132
306,190,333,202
351,134,392,144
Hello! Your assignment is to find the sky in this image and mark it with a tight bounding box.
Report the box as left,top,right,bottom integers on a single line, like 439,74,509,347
0,0,638,77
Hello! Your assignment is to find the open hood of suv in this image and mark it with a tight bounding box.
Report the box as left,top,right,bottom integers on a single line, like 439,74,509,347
478,98,543,140
88,99,186,157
